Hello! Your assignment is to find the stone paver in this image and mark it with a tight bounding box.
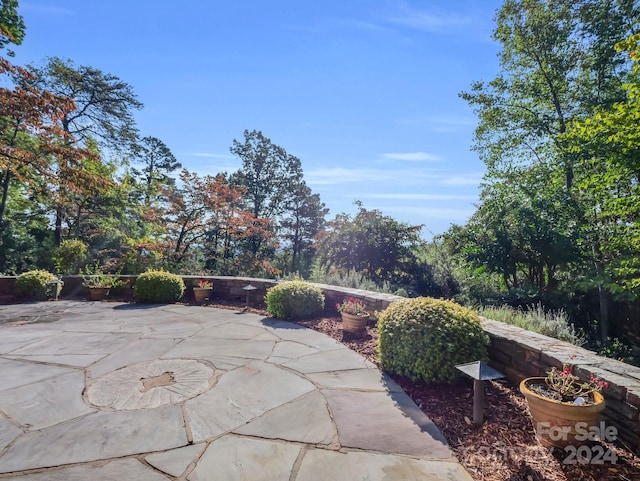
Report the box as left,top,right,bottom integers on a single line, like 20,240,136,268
0,406,187,473
88,337,179,378
0,415,22,452
0,371,95,429
145,443,205,477
307,368,403,392
296,449,471,481
188,435,301,481
0,458,171,480
0,301,472,480
234,390,336,444
185,360,315,442
0,358,74,391
323,389,453,459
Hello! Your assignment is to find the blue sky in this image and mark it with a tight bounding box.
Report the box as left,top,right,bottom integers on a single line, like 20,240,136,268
13,0,503,237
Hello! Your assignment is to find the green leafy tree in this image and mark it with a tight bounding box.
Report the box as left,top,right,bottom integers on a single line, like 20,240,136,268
230,130,303,220
461,0,637,188
460,0,640,338
279,180,328,275
315,203,430,291
229,130,305,257
0,60,99,239
53,239,88,274
23,57,142,243
563,34,640,313
0,0,24,55
26,57,142,151
131,136,181,207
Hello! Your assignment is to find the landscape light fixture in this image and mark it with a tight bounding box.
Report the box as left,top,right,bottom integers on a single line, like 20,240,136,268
242,284,257,309
50,279,64,301
455,361,505,426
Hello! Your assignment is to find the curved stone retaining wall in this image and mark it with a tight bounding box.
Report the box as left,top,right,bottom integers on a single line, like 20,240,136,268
0,275,638,450
481,318,640,452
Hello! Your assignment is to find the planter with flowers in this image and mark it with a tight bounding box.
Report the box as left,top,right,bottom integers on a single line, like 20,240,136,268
337,297,370,334
82,265,125,301
520,356,608,448
193,279,213,305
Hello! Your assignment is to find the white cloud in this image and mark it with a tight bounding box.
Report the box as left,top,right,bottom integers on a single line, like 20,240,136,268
394,115,476,133
306,166,438,186
381,152,441,162
360,193,476,201
383,205,475,221
188,152,233,159
441,174,483,186
22,3,76,15
379,2,472,33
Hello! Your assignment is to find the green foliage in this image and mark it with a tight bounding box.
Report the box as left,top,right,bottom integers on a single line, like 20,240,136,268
0,0,25,55
378,297,488,384
457,1,640,343
15,269,60,300
134,270,185,303
265,280,324,320
131,136,181,207
278,182,328,276
592,338,636,366
81,263,124,289
53,239,88,274
315,203,434,294
479,304,583,345
308,264,393,293
580,319,638,365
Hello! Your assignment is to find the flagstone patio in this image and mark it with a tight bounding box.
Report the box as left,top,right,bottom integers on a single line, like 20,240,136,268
0,301,472,480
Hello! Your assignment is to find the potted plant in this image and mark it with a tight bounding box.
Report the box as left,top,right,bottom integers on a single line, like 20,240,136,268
193,279,213,305
520,356,608,448
82,265,125,301
337,297,370,334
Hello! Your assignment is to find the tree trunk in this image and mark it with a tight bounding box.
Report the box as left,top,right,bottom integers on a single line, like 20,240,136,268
54,206,63,245
598,285,609,341
592,243,609,341
0,171,11,235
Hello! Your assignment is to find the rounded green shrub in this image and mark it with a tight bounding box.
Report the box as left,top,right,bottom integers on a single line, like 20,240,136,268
16,270,61,300
53,239,88,274
134,270,185,303
265,280,324,320
378,297,489,384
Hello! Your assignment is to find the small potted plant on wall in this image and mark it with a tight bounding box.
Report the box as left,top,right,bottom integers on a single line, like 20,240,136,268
520,355,608,448
337,297,370,334
82,264,124,301
193,279,213,305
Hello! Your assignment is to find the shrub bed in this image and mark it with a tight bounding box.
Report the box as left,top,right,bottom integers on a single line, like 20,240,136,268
134,270,185,303
265,280,325,320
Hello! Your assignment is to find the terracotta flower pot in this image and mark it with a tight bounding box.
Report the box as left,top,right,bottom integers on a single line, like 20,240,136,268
87,287,110,301
193,287,213,305
520,377,605,448
341,311,370,334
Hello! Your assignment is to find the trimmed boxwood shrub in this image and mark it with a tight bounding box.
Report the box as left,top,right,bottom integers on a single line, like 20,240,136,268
265,280,324,320
134,270,185,303
378,297,488,384
16,270,60,300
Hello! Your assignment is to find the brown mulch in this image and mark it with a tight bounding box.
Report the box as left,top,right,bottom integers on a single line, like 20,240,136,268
206,301,640,480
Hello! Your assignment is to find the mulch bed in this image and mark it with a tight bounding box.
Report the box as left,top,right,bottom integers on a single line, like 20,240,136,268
199,301,640,480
